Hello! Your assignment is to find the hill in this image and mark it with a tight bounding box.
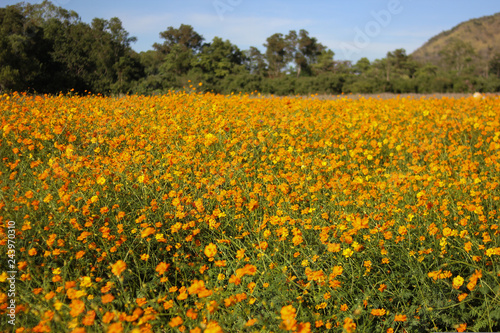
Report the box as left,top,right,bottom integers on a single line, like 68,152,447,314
411,12,500,74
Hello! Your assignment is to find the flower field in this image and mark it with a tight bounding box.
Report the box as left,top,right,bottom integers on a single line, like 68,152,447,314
1,91,500,332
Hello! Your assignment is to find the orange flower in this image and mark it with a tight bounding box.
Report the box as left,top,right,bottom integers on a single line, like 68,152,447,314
111,260,126,277
204,243,217,258
331,265,343,278
236,264,257,278
102,311,115,323
169,316,183,327
205,321,223,333
136,297,147,307
280,305,297,331
82,310,96,326
371,308,386,316
245,318,257,327
69,299,85,317
186,308,198,320
236,249,245,259
155,262,170,275
44,291,55,300
188,280,207,295
141,227,155,238
101,294,115,304
107,322,123,333
71,328,86,333
228,275,241,285
394,314,407,322
296,322,311,333
343,317,356,333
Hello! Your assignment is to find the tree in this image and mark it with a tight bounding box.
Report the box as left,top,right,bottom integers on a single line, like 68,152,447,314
244,46,267,76
153,24,204,76
0,4,46,91
311,49,335,75
285,29,326,77
353,57,371,75
264,33,288,78
333,60,352,75
194,37,245,84
198,37,244,78
153,24,203,55
88,17,140,93
439,38,476,75
489,53,500,78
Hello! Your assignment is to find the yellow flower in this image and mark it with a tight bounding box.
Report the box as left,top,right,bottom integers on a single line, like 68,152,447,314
96,176,106,185
54,301,64,310
453,275,464,289
80,276,92,288
342,248,354,258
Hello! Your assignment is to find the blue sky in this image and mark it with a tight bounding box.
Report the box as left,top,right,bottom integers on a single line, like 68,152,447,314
4,0,500,63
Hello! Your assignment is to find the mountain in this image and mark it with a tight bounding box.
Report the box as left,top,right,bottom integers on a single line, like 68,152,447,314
411,12,500,73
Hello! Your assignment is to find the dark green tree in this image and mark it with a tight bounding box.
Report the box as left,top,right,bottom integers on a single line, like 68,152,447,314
0,4,46,91
154,24,203,54
153,24,204,76
195,37,245,79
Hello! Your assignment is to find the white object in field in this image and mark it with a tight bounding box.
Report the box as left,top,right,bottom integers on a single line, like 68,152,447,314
473,92,483,99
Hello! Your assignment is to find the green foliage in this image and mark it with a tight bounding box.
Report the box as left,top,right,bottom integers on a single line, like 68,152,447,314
0,1,142,94
2,2,500,95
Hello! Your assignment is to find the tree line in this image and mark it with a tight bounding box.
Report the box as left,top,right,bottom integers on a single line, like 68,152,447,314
2,1,500,95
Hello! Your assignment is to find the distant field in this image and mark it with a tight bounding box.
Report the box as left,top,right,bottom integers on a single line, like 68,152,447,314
254,92,496,100
1,92,499,332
